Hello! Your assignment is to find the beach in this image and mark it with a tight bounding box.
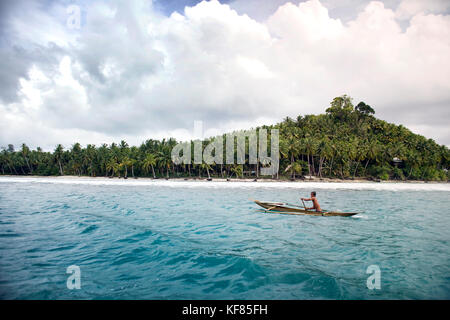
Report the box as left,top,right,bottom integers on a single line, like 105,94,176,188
1,175,449,192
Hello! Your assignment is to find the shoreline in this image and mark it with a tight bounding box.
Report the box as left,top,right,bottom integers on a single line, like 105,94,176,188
0,175,447,184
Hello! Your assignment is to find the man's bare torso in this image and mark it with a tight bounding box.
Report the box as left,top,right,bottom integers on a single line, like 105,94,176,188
311,197,321,212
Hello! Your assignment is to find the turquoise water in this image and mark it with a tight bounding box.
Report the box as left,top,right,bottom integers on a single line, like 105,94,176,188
0,177,449,299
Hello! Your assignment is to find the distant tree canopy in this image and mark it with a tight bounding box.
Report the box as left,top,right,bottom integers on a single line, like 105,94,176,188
355,101,375,116
1,95,449,181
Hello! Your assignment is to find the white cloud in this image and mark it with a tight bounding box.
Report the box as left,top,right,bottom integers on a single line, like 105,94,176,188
396,0,450,20
0,0,449,151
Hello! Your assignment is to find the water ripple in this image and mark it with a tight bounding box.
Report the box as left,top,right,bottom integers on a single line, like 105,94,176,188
0,180,449,299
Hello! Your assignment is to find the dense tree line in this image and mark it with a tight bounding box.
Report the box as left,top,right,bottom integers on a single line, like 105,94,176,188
276,96,449,181
1,95,449,181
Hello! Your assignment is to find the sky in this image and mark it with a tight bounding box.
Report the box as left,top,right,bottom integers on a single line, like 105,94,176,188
0,0,449,151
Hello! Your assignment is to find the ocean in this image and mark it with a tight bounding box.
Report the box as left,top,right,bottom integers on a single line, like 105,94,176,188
0,177,449,299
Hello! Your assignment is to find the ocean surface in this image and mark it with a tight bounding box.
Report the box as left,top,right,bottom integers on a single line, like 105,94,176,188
0,177,449,299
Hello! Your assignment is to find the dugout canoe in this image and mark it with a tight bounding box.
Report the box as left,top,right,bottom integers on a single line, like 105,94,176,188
254,200,359,217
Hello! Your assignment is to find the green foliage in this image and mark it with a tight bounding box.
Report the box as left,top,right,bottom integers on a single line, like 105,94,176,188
1,95,448,181
355,102,375,115
379,172,390,180
392,167,405,180
369,165,390,180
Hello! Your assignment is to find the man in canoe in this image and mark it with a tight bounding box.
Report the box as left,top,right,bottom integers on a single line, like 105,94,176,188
301,191,322,212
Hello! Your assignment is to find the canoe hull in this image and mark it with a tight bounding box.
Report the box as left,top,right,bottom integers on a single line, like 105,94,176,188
254,200,359,217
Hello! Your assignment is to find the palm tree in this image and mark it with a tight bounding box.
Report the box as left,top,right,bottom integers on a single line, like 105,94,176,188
157,150,171,178
363,139,378,176
317,137,332,178
1,150,17,174
84,144,96,176
303,136,317,177
280,130,300,175
106,158,117,177
129,158,136,178
97,143,109,177
112,162,121,178
350,138,365,178
406,151,421,179
284,161,302,179
142,154,157,178
21,143,32,174
70,143,83,175
120,157,133,178
0,150,7,174
230,164,243,178
54,144,64,175
200,162,212,179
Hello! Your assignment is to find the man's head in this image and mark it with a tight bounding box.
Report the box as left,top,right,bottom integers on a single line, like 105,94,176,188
311,191,316,197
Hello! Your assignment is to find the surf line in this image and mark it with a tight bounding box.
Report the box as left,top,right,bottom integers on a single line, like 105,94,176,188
182,304,216,318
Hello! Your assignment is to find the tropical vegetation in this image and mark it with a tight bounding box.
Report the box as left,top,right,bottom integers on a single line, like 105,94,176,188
1,96,448,181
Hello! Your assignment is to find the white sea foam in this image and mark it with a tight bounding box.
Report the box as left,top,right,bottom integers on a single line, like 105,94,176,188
0,176,449,191
351,214,369,219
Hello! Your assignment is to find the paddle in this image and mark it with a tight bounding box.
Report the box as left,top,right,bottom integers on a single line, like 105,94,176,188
301,199,308,211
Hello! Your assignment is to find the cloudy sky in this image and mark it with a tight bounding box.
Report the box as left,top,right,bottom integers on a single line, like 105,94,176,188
0,0,449,150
